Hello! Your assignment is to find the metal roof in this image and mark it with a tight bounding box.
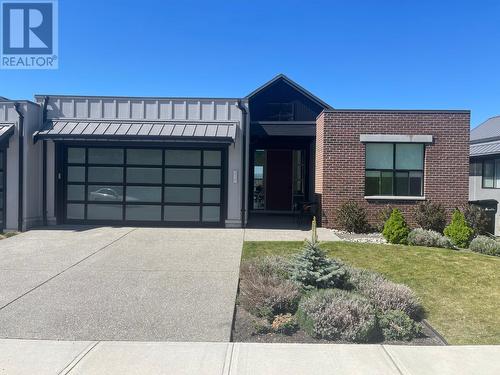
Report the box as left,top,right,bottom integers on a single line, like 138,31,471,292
34,120,237,143
470,140,500,157
470,116,500,143
0,123,15,143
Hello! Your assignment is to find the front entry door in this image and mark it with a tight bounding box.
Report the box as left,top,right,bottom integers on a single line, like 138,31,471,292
266,150,293,210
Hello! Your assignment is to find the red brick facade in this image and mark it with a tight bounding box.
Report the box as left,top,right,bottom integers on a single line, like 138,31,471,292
315,110,470,229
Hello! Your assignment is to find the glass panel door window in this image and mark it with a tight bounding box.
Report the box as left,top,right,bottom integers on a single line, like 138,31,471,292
64,146,223,225
253,150,265,210
292,149,306,208
365,143,424,196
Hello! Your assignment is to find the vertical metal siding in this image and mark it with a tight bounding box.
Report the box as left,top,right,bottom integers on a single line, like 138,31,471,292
42,96,243,123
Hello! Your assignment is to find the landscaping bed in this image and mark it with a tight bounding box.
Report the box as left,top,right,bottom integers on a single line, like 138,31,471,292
232,224,449,345
232,305,443,345
331,229,386,244
238,240,500,345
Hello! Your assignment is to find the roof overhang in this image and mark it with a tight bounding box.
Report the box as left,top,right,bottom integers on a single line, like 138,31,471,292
470,140,500,157
0,123,15,146
34,120,237,144
252,121,316,137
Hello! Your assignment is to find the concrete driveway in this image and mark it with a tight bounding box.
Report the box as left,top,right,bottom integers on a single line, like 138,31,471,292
0,227,244,341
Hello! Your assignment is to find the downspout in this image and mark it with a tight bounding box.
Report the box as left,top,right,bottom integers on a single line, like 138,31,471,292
237,100,247,228
14,103,24,232
42,96,49,226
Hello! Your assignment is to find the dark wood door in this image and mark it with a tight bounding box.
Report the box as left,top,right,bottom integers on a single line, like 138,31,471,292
266,150,293,210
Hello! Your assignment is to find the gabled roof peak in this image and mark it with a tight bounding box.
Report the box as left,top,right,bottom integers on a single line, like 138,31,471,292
245,74,332,110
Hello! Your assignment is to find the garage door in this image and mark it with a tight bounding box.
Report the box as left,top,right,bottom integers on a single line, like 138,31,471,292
63,146,224,226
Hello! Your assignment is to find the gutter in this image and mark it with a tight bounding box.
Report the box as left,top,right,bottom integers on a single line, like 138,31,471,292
42,96,49,226
13,103,24,232
237,100,247,228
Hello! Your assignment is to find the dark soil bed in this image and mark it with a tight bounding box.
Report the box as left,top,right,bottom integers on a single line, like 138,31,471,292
231,305,446,345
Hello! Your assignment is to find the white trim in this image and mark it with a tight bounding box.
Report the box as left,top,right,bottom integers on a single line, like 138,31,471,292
225,219,242,228
365,195,426,201
360,134,433,143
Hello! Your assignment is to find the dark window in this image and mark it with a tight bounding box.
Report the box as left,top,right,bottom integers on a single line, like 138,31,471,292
365,143,424,196
482,159,500,188
265,103,295,121
252,149,265,209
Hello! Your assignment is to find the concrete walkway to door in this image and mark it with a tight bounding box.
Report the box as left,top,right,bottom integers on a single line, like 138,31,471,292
0,227,244,341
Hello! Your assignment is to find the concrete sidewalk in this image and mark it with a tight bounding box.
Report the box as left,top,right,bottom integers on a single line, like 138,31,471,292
1,340,498,375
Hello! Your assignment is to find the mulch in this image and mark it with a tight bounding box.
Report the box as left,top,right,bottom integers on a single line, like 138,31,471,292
231,305,446,345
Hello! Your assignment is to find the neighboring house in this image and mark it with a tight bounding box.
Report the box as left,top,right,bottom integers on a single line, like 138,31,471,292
0,74,470,231
0,100,42,231
469,116,500,234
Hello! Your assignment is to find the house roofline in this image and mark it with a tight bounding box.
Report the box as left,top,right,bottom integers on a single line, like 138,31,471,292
244,74,333,110
470,114,500,142
320,109,470,114
0,99,39,106
470,136,500,145
34,94,246,102
317,109,470,121
471,114,500,129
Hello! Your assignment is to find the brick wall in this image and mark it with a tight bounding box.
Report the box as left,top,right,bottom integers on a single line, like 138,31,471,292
315,110,470,229
315,113,324,194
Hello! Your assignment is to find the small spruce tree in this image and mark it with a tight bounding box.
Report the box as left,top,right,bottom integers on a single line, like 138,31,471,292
382,208,410,244
290,217,347,290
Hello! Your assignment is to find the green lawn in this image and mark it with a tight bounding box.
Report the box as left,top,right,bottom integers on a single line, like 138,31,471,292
243,241,500,345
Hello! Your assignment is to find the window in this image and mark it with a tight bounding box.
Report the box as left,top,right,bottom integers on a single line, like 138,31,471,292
292,149,306,208
253,150,265,209
482,159,500,188
265,103,295,121
365,143,424,196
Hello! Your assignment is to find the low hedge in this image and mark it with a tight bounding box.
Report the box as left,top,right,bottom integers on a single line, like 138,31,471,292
407,228,454,249
469,235,500,257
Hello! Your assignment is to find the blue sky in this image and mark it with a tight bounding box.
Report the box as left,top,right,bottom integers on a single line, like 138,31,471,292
1,0,499,127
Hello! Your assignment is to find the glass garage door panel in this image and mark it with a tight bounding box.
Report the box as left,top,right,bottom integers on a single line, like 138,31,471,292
164,206,200,221
64,146,223,225
87,204,122,220
88,186,123,202
126,205,161,221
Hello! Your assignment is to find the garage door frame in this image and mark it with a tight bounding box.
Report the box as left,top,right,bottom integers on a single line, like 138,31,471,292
55,141,228,227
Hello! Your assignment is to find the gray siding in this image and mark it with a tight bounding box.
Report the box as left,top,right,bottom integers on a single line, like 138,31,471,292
0,101,42,230
37,96,243,122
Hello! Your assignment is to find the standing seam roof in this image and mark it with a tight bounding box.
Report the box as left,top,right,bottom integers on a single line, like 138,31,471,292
34,120,237,142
